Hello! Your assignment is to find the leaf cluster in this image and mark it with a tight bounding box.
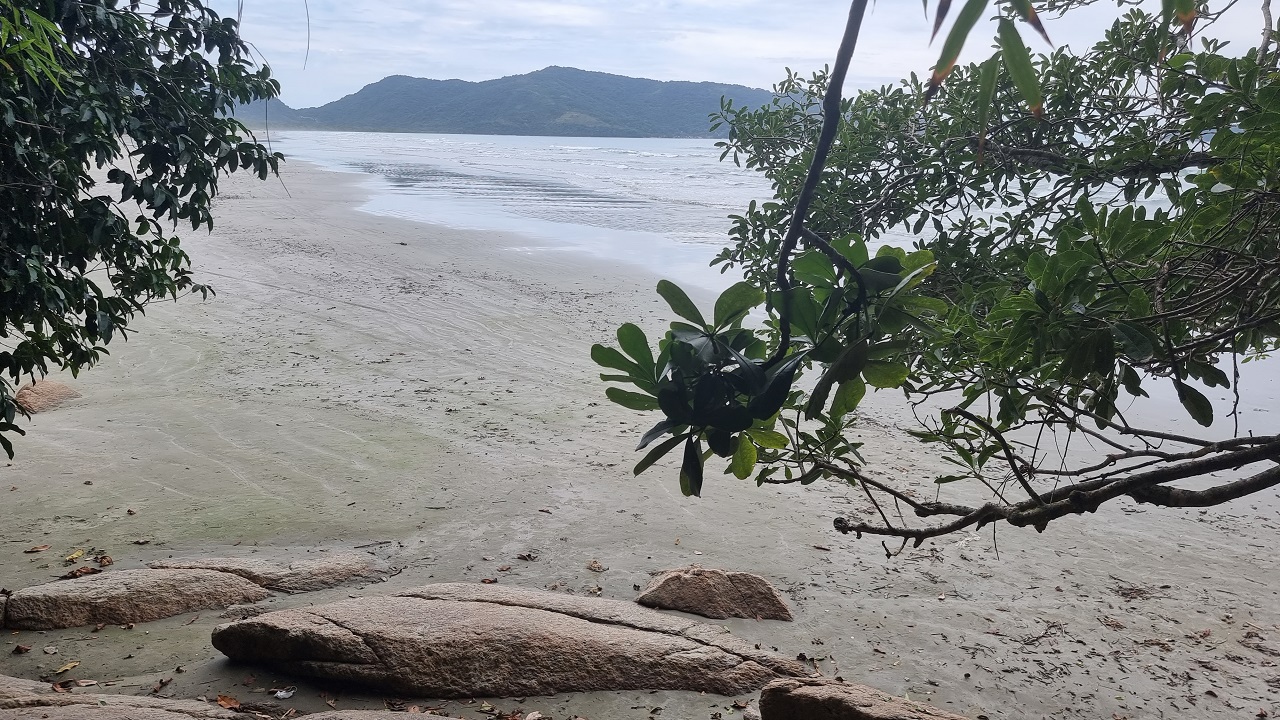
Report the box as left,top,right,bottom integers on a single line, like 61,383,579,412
0,0,282,456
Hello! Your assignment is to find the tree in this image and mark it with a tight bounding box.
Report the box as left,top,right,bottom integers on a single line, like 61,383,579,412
595,0,1280,551
0,0,282,457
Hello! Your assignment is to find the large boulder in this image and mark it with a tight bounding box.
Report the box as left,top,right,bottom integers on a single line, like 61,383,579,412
13,380,80,414
759,678,970,720
212,582,810,698
636,566,793,621
2,569,270,630
149,551,387,592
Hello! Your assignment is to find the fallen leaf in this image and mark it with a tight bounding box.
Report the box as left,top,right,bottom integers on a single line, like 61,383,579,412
150,677,172,695
480,578,498,584
59,566,101,580
50,681,73,693
53,661,80,674
516,553,539,562
12,645,30,654
525,712,546,720
94,555,113,567
126,509,136,515
732,699,751,709
326,698,337,709
497,565,512,572
812,545,831,551
43,646,58,655
75,679,97,687
64,549,85,563
216,694,241,709
24,545,50,554
132,539,151,545
538,508,552,514
586,559,608,573
272,686,296,699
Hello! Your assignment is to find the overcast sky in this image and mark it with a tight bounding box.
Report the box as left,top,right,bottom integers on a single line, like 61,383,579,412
208,1,1268,109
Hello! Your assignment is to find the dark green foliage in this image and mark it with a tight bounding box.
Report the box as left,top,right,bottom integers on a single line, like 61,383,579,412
1,0,282,456
235,67,774,138
598,3,1280,540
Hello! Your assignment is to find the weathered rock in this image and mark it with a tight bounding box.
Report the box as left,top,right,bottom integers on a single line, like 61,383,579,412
760,678,970,720
212,582,810,697
13,380,80,414
149,551,387,592
0,674,444,718
0,673,238,718
636,566,793,621
3,569,270,630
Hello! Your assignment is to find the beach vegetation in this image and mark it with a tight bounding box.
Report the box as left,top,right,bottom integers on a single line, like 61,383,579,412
0,0,281,456
597,0,1280,549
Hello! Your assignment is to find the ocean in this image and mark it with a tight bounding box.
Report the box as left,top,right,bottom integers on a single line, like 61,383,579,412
266,131,775,293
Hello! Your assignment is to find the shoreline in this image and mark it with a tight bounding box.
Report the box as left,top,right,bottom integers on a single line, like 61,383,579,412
1,160,1277,719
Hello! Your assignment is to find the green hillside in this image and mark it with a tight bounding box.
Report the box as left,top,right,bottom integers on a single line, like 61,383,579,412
235,67,773,138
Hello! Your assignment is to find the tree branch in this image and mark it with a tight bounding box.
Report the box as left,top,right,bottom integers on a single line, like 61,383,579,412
769,0,869,364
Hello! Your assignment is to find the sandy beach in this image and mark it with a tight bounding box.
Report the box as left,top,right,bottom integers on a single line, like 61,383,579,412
2,160,1278,719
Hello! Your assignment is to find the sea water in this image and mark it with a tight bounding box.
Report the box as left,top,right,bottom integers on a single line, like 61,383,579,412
266,131,777,293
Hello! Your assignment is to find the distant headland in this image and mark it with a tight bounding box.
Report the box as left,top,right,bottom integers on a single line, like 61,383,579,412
234,66,774,138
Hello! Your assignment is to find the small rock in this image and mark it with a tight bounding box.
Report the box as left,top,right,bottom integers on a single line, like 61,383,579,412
759,677,970,719
637,567,793,621
13,380,80,414
149,552,388,593
3,569,270,630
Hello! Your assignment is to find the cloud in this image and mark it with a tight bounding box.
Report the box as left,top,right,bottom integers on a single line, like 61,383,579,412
207,0,1270,108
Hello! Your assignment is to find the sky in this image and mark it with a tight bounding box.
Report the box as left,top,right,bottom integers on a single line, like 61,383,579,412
207,1,1270,109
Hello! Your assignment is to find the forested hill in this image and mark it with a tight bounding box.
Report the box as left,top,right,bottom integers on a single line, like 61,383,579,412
235,66,774,138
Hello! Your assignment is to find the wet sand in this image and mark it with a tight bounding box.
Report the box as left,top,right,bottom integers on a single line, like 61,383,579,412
2,161,1277,719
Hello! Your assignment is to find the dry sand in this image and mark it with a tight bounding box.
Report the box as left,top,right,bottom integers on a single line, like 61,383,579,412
2,161,1278,719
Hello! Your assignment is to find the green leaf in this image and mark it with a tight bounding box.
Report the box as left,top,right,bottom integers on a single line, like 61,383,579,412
657,279,707,327
729,435,757,479
1174,380,1213,427
616,323,654,370
862,361,910,388
591,344,640,374
606,387,659,411
713,281,765,329
1111,321,1155,362
634,433,688,476
973,54,1000,161
997,18,1042,117
1120,364,1148,398
745,428,789,449
638,418,681,449
831,378,867,419
679,435,704,497
1008,0,1051,45
928,0,989,97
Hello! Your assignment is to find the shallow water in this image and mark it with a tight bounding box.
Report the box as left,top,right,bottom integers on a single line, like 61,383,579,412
267,131,776,292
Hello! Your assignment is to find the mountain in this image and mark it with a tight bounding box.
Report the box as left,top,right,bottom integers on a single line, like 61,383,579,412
234,67,774,138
